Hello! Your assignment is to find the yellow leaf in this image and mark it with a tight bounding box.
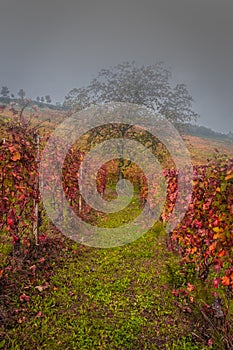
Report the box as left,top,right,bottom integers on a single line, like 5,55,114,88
190,247,197,254
213,232,223,240
209,241,217,252
11,152,21,161
191,180,198,186
225,174,233,181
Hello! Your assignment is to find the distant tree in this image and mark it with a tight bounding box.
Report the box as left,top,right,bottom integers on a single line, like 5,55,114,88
18,89,26,100
36,96,40,102
1,86,10,97
64,61,198,124
55,102,63,109
45,95,52,104
40,96,45,103
11,93,15,99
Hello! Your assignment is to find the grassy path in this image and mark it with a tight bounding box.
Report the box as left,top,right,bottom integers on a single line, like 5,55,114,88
1,222,204,349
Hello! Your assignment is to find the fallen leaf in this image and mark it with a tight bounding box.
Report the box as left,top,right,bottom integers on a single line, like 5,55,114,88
29,264,36,274
18,316,26,324
35,282,49,292
19,293,30,302
187,283,194,292
35,285,44,292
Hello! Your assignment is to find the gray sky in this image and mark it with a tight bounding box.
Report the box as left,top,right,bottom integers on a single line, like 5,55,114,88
0,0,232,133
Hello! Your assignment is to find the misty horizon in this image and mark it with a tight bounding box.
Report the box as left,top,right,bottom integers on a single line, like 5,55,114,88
0,0,233,134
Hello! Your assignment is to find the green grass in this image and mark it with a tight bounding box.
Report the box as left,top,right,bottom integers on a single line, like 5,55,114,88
1,219,206,349
1,195,205,349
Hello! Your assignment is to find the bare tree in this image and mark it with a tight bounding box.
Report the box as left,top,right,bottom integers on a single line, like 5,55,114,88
64,61,198,124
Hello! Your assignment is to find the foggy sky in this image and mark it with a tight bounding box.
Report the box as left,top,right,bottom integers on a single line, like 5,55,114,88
0,0,233,133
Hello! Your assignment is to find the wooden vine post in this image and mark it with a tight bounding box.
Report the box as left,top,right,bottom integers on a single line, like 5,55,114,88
78,152,83,213
33,134,40,245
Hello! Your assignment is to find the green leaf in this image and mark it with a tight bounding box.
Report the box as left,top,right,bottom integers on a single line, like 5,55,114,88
0,340,6,349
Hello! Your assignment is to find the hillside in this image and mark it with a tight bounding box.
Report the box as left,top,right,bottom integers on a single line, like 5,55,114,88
1,103,232,166
182,134,233,165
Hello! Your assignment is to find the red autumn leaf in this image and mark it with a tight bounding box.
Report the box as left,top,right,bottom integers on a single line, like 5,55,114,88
7,217,14,227
12,234,20,244
38,233,47,243
213,277,220,289
208,338,213,346
172,289,179,297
